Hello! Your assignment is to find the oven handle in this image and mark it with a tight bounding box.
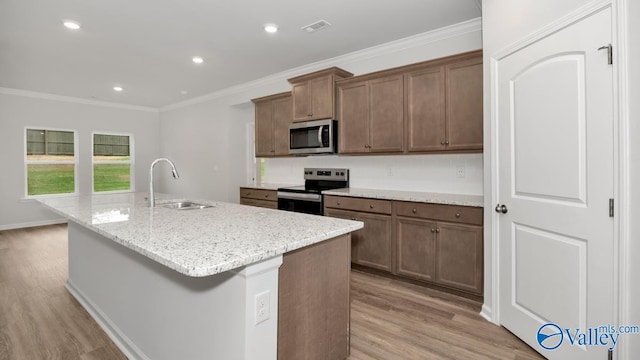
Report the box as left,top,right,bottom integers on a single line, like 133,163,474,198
277,192,322,202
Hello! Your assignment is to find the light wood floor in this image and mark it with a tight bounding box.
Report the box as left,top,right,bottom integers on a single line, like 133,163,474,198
0,225,545,360
348,270,545,360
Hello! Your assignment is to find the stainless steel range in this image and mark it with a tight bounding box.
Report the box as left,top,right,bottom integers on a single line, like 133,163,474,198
277,168,349,215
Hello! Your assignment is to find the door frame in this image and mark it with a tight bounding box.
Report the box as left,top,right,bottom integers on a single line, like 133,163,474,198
484,0,631,358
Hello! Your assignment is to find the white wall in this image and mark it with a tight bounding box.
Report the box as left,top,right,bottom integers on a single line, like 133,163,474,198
158,97,254,203
264,154,482,195
159,20,483,204
0,93,161,229
625,0,640,357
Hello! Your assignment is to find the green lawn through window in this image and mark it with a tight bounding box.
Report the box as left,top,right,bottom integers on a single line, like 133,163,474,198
94,164,131,192
27,164,75,195
26,163,131,195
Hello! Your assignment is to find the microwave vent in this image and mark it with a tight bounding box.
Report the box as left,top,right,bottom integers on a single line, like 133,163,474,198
301,20,332,33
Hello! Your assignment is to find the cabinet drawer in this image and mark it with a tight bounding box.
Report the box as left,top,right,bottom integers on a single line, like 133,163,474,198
240,198,278,209
324,195,391,215
395,201,482,225
239,188,277,201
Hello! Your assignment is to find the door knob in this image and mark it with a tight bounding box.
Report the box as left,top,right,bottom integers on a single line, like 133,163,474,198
495,204,508,214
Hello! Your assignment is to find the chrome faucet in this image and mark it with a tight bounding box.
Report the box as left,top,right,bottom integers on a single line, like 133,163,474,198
149,158,180,207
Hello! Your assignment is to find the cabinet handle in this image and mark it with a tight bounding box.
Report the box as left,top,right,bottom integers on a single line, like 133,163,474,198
436,228,440,233
455,213,461,218
245,192,251,196
351,217,356,221
431,228,435,233
265,194,269,198
412,208,417,214
445,140,450,145
337,201,341,205
440,140,445,145
369,204,374,209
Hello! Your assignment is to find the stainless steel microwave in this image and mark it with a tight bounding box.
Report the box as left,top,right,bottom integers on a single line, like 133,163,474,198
289,119,337,155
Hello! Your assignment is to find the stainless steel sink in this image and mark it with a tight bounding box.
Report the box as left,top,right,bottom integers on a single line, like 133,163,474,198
158,201,214,210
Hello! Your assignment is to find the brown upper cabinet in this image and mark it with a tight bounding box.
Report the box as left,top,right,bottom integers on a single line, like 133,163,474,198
337,50,483,155
407,52,483,152
337,74,404,154
251,92,292,157
288,67,353,122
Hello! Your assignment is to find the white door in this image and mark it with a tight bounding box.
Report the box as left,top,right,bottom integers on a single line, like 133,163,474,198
497,6,615,360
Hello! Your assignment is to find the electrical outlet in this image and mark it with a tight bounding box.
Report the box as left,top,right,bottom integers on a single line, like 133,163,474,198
456,165,466,178
255,291,270,324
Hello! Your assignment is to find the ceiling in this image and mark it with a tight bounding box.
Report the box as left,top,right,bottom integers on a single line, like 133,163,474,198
0,0,481,108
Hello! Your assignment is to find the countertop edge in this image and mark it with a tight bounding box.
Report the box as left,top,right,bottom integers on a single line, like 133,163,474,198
322,188,484,208
240,183,300,191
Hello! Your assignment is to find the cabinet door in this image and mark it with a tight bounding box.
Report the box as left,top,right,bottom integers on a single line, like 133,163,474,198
337,81,369,154
309,75,334,120
436,222,483,294
272,95,293,155
324,208,359,263
292,81,311,122
395,217,437,282
445,57,483,150
405,66,446,152
369,75,404,153
255,100,274,157
352,212,392,272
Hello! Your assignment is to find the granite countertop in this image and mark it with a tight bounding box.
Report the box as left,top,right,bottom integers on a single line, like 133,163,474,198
241,183,299,191
38,193,362,277
322,188,484,207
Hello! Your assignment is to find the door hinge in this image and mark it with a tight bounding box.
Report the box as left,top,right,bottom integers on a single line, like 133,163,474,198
609,198,614,217
598,44,613,65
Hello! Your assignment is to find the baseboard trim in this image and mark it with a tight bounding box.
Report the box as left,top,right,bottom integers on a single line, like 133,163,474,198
480,304,497,324
0,219,67,231
65,280,150,360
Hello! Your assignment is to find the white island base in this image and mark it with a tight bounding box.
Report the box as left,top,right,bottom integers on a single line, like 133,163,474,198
67,222,284,360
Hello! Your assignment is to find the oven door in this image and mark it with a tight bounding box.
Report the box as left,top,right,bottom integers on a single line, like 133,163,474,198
277,192,323,215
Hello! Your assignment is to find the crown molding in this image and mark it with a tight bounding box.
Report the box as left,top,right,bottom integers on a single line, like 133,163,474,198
0,87,159,113
160,17,482,112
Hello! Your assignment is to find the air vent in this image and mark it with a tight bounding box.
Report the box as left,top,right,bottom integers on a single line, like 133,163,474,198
301,20,332,33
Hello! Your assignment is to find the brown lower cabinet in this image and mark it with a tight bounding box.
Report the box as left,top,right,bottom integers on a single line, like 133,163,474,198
324,208,392,272
239,187,278,209
325,195,483,297
396,216,483,294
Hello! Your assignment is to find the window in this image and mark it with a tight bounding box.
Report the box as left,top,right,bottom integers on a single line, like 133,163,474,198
92,133,133,192
25,128,77,196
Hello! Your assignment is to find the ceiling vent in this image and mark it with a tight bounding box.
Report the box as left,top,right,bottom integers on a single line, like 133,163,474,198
301,20,332,33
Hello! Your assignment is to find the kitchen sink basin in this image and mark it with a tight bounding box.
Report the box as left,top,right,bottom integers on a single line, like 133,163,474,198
158,201,214,210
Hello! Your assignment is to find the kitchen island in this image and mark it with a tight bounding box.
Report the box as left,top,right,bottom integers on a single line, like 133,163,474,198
38,192,363,360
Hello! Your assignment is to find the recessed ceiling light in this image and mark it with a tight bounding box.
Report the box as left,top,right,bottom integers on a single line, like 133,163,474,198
264,24,278,33
192,56,204,64
180,90,188,95
113,86,123,92
63,20,81,30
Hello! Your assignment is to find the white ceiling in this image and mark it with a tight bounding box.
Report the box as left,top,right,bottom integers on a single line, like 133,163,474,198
0,0,481,108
